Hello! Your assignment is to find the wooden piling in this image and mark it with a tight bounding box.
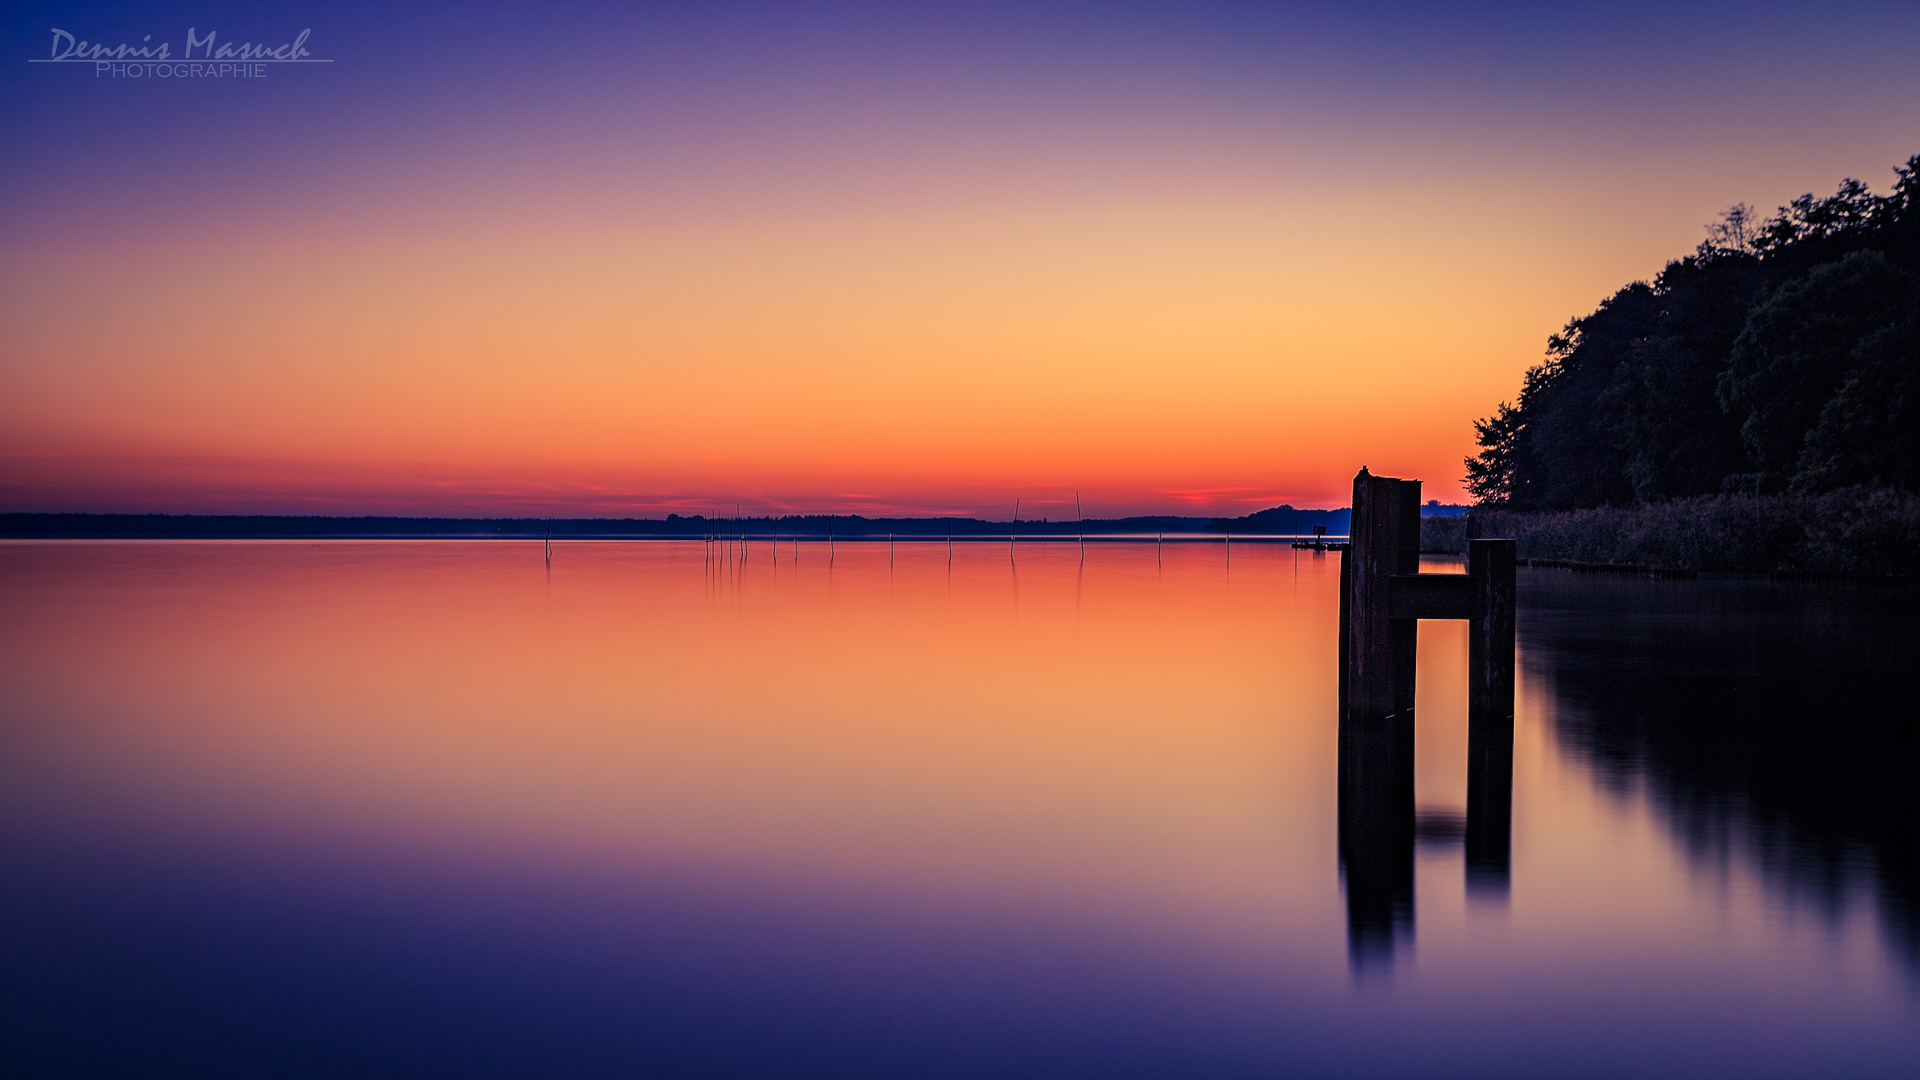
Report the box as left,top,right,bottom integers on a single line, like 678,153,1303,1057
1337,479,1518,965
1468,538,1517,722
1339,468,1515,725
1340,468,1421,721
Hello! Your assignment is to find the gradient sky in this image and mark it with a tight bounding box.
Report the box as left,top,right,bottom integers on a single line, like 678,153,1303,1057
3,1,1917,518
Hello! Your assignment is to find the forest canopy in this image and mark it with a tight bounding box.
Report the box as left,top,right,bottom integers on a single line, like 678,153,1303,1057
1466,155,1920,509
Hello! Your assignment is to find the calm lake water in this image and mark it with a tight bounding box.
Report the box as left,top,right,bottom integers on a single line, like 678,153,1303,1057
2,540,1915,1078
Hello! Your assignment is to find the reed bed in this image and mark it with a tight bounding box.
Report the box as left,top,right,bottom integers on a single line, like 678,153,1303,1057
1420,487,1920,577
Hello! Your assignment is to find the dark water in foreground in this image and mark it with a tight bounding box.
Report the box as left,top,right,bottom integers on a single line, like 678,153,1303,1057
1,541,1915,1078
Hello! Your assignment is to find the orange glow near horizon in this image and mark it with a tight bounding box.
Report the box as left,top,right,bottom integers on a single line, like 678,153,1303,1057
1,175,1540,515
4,7,1915,517
0,166,1756,516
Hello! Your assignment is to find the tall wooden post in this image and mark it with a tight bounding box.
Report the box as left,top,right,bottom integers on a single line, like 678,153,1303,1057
1468,538,1517,722
1340,468,1421,722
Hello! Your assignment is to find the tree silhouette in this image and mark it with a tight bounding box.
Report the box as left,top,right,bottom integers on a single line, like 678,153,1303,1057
1468,155,1920,508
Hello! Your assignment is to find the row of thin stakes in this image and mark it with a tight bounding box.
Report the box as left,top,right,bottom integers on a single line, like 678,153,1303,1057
682,493,1106,566
544,490,1274,569
703,506,816,566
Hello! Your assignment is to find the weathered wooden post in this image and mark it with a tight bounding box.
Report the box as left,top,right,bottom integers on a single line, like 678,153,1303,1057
1338,468,1421,722
1468,538,1517,722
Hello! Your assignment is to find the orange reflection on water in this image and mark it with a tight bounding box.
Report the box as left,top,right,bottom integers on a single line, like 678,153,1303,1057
6,537,1918,1040
1,539,1351,930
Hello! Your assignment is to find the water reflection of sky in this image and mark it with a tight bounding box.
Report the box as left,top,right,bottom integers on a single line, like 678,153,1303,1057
1,541,1914,1077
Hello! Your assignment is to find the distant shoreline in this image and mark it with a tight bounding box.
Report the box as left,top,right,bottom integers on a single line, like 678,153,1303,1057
0,508,1378,541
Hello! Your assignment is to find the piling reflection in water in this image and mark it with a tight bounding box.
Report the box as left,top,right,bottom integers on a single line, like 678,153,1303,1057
1464,717,1513,899
1337,715,1413,970
1338,710,1513,972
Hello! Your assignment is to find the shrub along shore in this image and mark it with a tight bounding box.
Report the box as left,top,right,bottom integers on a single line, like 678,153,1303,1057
1420,486,1920,578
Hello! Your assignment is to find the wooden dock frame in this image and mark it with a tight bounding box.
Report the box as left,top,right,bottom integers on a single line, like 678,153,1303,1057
1338,468,1514,724
1336,468,1518,966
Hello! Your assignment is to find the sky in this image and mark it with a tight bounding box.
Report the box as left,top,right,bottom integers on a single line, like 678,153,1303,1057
2,1,1917,519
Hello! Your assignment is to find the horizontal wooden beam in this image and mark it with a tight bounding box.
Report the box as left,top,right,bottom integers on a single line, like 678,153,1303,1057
1387,573,1474,620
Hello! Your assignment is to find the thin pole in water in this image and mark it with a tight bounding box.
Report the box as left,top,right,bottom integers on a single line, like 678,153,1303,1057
1076,491,1084,560
1011,498,1019,560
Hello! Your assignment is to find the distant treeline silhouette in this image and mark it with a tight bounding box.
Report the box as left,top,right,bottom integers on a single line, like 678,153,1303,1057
1467,154,1919,509
0,505,1358,540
